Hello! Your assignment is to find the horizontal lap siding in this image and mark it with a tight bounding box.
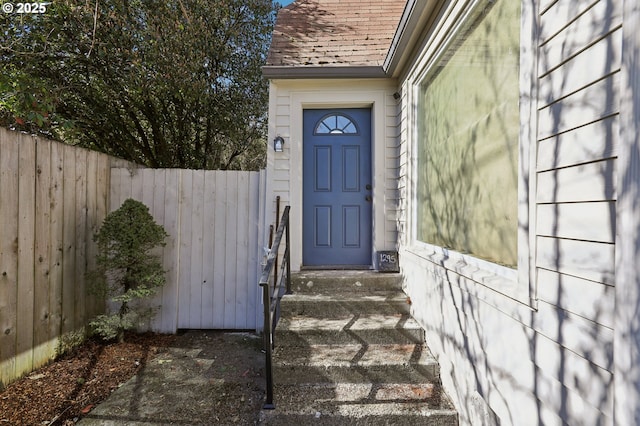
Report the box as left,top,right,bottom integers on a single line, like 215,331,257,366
397,0,621,424
273,91,291,209
397,80,410,245
534,0,619,422
535,0,619,310
385,93,401,249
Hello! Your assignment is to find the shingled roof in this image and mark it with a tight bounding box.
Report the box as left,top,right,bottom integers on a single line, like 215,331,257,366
264,0,407,78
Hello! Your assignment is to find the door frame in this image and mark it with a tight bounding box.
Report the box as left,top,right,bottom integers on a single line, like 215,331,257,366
288,87,389,270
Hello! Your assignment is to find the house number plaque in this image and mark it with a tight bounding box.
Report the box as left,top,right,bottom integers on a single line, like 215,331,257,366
377,251,399,272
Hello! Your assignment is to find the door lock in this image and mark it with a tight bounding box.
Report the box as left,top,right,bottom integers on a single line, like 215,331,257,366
365,195,372,202
365,184,372,190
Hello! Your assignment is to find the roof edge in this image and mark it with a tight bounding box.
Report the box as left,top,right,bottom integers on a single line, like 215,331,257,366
384,0,439,76
262,65,387,79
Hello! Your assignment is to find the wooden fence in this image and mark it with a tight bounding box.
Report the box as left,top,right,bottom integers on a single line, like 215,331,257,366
0,128,129,388
0,128,268,388
109,167,267,333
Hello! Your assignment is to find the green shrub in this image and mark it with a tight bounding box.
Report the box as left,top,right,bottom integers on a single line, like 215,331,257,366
89,198,168,342
55,329,87,358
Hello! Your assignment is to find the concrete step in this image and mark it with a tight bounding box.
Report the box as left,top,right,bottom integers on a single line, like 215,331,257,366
265,270,458,425
273,343,439,384
272,382,446,405
260,409,458,426
266,341,457,424
260,383,458,425
290,271,402,295
280,293,412,317
276,313,424,346
275,343,436,369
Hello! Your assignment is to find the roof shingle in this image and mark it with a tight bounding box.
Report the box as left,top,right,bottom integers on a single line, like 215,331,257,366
266,0,407,69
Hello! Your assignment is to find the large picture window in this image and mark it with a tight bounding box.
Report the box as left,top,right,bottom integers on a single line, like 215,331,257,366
416,0,521,267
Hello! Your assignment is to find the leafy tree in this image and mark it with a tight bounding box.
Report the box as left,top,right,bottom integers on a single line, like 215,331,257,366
90,199,168,343
0,0,276,170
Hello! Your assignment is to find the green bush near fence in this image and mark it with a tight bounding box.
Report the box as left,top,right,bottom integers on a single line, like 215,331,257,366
89,198,168,343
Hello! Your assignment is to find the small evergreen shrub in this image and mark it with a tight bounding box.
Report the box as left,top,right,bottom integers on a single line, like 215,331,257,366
89,198,168,342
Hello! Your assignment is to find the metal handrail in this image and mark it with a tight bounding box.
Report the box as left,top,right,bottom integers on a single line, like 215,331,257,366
260,205,291,409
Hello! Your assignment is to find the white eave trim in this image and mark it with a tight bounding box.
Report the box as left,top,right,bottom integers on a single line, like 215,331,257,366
262,65,387,79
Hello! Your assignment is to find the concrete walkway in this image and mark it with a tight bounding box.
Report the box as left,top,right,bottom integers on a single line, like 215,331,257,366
78,271,458,425
78,331,266,425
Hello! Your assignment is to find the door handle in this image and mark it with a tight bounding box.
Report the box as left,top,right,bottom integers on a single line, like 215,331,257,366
365,184,372,190
365,195,372,202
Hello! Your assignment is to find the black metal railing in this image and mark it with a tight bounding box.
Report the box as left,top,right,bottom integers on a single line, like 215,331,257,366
260,204,291,409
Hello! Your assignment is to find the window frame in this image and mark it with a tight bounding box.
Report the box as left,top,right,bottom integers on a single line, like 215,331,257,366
313,112,360,135
406,0,537,306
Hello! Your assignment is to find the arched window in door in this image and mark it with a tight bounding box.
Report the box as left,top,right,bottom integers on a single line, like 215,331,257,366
314,113,359,135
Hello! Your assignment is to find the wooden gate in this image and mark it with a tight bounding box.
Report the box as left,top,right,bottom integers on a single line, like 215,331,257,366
110,168,267,332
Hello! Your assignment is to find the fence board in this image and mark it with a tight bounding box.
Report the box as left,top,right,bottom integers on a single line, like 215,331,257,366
256,170,268,330
213,171,228,328
189,171,205,328
177,170,193,328
33,139,52,369
95,154,110,312
74,149,88,332
16,135,36,376
202,173,216,327
131,168,144,201
48,142,64,358
247,172,260,330
224,172,239,329
109,168,124,212
62,145,77,335
149,169,166,332
0,131,19,386
138,169,156,329
236,172,250,329
161,170,180,333
85,151,99,320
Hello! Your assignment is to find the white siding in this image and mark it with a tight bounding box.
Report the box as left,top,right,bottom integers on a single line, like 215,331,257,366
266,79,400,270
614,0,640,422
398,0,621,425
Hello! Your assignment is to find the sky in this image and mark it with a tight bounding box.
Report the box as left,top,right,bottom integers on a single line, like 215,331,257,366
278,0,295,6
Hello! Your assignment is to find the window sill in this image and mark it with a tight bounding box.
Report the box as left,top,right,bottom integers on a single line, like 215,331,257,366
405,242,533,308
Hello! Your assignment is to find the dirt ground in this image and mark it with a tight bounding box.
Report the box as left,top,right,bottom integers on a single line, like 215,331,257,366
0,330,267,425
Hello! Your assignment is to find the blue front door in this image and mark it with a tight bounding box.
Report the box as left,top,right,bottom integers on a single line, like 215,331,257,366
303,108,372,266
